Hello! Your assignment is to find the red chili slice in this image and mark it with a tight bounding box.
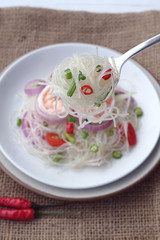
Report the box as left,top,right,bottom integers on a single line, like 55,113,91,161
81,85,93,95
127,122,137,146
0,209,35,221
46,133,65,147
66,123,74,134
102,68,112,80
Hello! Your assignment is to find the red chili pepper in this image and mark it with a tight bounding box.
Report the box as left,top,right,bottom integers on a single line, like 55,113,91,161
102,68,112,80
66,123,74,134
0,208,35,221
0,197,67,210
0,197,32,209
81,85,93,95
127,122,137,146
0,208,79,221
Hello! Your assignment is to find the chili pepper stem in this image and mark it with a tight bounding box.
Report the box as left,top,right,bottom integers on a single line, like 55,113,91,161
32,203,69,210
36,211,80,217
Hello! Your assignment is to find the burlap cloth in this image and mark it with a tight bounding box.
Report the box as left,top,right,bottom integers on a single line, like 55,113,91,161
0,7,160,240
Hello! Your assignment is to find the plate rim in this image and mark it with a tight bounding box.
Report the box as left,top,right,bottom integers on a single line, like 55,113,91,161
0,42,160,190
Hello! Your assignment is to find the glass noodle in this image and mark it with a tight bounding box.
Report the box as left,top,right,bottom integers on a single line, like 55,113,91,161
15,88,138,168
49,54,120,128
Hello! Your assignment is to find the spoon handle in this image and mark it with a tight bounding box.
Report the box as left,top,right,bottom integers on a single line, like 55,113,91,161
117,34,160,69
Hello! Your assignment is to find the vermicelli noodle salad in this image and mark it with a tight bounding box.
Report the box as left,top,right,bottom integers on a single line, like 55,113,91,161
15,53,143,168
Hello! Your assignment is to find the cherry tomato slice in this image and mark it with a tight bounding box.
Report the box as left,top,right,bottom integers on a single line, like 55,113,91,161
66,123,74,134
81,85,93,95
127,122,137,146
46,133,65,147
102,68,112,80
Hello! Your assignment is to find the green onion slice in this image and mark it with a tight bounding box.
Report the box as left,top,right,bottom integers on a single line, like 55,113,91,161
90,144,99,153
82,132,89,139
52,153,63,162
134,107,143,117
43,121,48,127
63,131,75,144
94,102,101,107
67,80,76,97
109,129,114,136
53,157,61,162
68,115,77,122
112,151,122,159
64,68,72,79
84,118,88,122
96,65,102,72
17,118,22,127
78,71,86,80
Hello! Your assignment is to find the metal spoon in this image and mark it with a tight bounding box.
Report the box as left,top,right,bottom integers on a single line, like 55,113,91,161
108,34,160,92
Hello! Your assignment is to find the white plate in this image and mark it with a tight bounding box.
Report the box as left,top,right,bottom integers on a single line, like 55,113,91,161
0,43,160,189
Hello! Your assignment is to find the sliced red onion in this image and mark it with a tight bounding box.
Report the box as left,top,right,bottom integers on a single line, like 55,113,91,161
84,120,113,132
116,90,135,103
22,112,30,137
22,111,46,142
24,79,46,96
35,96,67,123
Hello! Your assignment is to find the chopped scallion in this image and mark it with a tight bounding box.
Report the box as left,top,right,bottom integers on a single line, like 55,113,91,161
90,144,99,153
134,107,143,117
84,118,88,122
68,115,77,122
96,65,102,72
67,80,76,97
64,68,72,79
78,71,86,80
82,132,88,139
53,157,61,162
17,118,22,127
112,151,122,159
52,153,63,162
63,131,75,144
43,121,48,127
95,102,101,107
109,129,114,136
114,91,118,96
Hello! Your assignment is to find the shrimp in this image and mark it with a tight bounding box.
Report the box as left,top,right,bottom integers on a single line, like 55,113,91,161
37,86,64,115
